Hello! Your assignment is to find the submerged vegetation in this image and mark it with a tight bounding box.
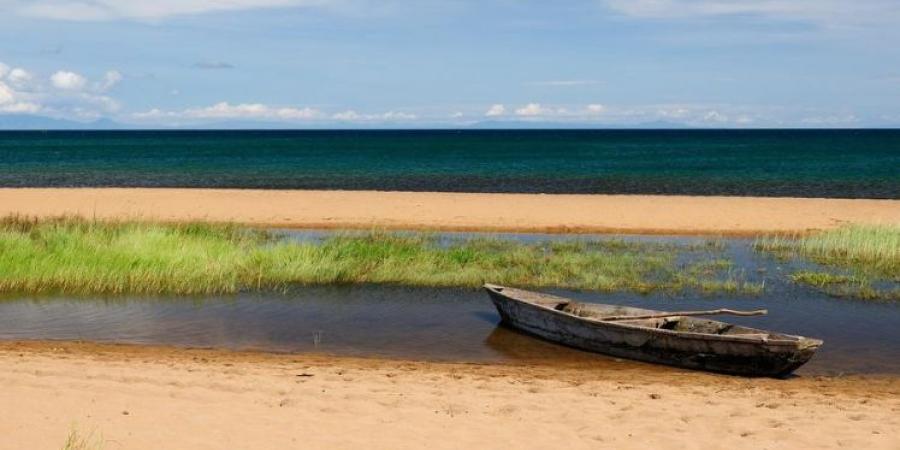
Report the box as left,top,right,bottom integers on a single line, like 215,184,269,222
0,217,759,296
754,225,899,276
755,225,900,300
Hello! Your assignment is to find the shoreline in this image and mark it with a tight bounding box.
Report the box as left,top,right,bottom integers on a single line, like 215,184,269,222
1,188,899,236
3,339,898,380
2,340,898,449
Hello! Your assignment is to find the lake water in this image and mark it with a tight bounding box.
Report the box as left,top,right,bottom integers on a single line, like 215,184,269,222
1,129,898,198
1,286,898,375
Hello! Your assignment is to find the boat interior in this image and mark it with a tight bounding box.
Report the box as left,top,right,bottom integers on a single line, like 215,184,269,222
553,301,797,339
490,286,800,341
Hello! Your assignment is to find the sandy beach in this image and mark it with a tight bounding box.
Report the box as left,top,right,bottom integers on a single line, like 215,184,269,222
1,341,897,450
2,188,898,449
1,188,898,235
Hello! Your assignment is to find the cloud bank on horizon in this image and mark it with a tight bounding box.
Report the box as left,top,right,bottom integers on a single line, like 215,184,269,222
0,0,898,128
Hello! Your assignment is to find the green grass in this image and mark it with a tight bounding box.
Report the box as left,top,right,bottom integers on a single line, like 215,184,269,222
755,225,900,300
789,271,861,287
0,217,761,296
789,271,899,300
755,224,900,278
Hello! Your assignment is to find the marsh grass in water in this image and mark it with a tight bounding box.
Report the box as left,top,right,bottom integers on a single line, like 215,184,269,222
755,225,900,300
0,217,759,296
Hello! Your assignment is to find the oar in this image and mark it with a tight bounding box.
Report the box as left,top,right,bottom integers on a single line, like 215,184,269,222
598,308,768,321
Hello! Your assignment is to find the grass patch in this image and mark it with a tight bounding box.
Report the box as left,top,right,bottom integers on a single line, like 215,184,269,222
788,271,899,301
62,428,103,450
0,217,761,296
755,225,900,278
789,271,861,287
755,225,900,300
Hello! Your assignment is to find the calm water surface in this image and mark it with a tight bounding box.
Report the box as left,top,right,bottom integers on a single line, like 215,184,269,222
1,233,898,376
0,286,898,376
2,129,898,198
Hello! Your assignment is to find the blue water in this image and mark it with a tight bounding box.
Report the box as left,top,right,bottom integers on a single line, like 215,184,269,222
1,129,898,198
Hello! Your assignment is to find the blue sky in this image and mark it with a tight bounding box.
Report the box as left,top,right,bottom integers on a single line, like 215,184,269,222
1,0,899,127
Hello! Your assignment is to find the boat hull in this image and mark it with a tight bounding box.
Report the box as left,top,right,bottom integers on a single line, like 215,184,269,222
487,288,820,377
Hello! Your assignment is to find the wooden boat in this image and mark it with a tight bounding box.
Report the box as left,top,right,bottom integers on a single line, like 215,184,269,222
484,284,822,377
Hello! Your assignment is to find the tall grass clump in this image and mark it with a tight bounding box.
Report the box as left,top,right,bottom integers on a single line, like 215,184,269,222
755,224,900,300
755,224,900,278
254,233,679,292
0,217,759,296
0,217,262,295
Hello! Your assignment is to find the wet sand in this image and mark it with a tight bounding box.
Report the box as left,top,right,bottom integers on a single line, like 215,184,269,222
1,341,897,450
1,188,898,235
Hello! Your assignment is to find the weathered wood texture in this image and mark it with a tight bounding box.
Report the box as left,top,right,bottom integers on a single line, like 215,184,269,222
599,308,768,321
484,284,822,377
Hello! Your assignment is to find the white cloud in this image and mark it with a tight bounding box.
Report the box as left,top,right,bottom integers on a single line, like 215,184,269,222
0,64,40,113
51,70,88,91
131,108,168,119
7,68,33,88
274,106,321,120
0,80,42,113
96,70,123,92
465,102,834,127
135,103,418,123
0,82,15,104
603,103,807,127
332,110,361,120
380,111,416,120
485,104,505,117
701,110,728,123
8,0,894,28
331,109,417,121
1,101,42,114
587,104,605,114
180,102,322,120
514,103,546,116
602,0,900,28
81,93,120,113
657,106,690,119
3,0,338,21
0,63,125,118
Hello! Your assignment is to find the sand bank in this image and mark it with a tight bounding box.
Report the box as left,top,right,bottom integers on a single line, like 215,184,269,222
0,341,896,450
1,188,898,235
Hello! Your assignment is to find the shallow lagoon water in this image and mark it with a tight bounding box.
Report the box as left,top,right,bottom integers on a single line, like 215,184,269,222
1,232,898,376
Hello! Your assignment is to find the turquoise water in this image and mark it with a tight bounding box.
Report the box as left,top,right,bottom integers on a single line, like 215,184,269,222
1,129,898,198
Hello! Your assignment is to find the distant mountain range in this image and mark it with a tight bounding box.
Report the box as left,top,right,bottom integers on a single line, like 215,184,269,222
468,120,691,129
0,114,127,130
0,114,698,130
2,113,897,130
